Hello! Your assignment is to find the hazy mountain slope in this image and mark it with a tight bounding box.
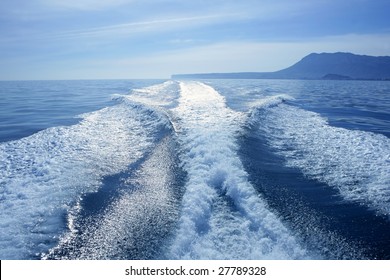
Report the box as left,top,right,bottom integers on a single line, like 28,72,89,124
172,52,390,80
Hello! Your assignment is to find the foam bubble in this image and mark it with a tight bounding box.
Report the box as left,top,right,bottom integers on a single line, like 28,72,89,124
251,103,390,216
167,82,309,259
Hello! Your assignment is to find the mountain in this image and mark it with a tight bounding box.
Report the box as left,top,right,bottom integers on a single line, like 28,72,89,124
171,52,390,80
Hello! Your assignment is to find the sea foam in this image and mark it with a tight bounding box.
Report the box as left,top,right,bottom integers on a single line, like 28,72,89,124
250,102,390,216
0,83,173,259
167,81,309,259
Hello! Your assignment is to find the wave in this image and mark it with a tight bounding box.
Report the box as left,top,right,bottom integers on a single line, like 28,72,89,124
0,83,174,259
251,94,294,109
44,135,183,260
166,82,310,259
117,80,180,108
246,94,294,127
249,102,390,216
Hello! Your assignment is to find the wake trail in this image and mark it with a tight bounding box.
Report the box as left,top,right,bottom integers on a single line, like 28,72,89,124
0,81,176,259
45,135,183,259
167,81,310,259
249,102,390,216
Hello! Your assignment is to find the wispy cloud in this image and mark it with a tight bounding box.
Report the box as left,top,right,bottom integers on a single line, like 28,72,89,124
0,12,241,46
50,14,239,40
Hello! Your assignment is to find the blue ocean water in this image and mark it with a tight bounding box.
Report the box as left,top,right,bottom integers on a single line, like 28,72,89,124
0,79,389,260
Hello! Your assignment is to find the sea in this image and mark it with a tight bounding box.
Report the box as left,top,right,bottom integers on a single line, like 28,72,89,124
0,79,389,260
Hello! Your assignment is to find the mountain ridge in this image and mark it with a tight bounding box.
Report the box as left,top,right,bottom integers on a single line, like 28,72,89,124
172,52,390,80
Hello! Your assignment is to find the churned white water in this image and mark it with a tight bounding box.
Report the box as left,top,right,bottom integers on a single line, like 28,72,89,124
167,82,309,259
0,91,171,259
251,102,390,216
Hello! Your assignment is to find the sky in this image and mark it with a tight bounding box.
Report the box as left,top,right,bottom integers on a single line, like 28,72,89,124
0,0,389,80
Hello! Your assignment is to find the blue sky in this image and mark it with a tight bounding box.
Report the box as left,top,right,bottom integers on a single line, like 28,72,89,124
0,0,389,80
